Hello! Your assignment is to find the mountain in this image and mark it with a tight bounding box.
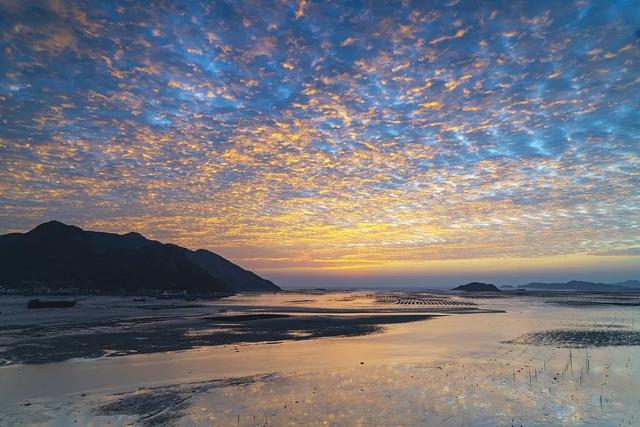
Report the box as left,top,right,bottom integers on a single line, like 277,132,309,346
185,249,280,292
452,282,502,292
0,221,280,294
613,280,640,289
518,280,639,291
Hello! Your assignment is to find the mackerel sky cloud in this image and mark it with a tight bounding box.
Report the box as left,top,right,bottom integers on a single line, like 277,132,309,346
1,0,639,286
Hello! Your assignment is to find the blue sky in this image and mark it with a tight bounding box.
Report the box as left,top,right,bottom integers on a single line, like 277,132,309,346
1,0,639,287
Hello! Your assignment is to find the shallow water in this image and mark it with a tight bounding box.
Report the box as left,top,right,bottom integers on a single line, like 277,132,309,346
1,292,639,426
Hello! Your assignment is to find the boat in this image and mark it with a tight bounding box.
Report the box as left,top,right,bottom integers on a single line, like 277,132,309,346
27,299,77,309
157,290,186,300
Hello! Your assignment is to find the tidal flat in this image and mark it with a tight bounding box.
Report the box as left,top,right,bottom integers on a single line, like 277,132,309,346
1,291,640,426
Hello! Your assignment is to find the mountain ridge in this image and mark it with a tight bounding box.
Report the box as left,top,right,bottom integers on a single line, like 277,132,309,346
0,220,280,294
452,282,502,292
518,280,640,291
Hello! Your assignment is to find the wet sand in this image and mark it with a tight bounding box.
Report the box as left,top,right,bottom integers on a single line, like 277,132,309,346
0,292,494,366
1,291,640,426
506,328,640,347
95,374,279,427
0,311,437,365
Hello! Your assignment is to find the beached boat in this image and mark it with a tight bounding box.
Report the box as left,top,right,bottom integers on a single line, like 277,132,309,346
27,299,77,309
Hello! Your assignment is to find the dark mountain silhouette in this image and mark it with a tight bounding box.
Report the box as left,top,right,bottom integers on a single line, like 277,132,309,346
0,221,280,293
452,282,501,292
518,280,640,291
185,249,279,292
613,280,640,289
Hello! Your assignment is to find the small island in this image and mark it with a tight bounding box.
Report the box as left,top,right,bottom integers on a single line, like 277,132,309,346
451,282,502,292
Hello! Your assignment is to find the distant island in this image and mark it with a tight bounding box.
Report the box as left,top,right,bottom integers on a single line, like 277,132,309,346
0,221,280,295
518,280,640,291
452,282,502,292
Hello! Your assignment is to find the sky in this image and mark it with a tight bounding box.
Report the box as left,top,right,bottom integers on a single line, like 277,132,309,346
0,0,639,288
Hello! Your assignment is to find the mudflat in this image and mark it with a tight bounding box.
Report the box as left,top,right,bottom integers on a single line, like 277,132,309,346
1,290,640,426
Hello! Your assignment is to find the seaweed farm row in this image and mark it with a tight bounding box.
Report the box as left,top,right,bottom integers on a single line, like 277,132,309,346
545,294,640,307
374,294,475,306
336,292,476,306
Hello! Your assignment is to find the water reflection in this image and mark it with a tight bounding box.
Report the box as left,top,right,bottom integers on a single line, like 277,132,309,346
1,292,639,426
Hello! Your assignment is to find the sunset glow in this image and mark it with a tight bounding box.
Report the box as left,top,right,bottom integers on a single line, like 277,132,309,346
1,0,639,286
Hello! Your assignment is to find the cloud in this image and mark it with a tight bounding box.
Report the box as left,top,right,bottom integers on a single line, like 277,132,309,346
0,0,639,274
340,37,357,47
